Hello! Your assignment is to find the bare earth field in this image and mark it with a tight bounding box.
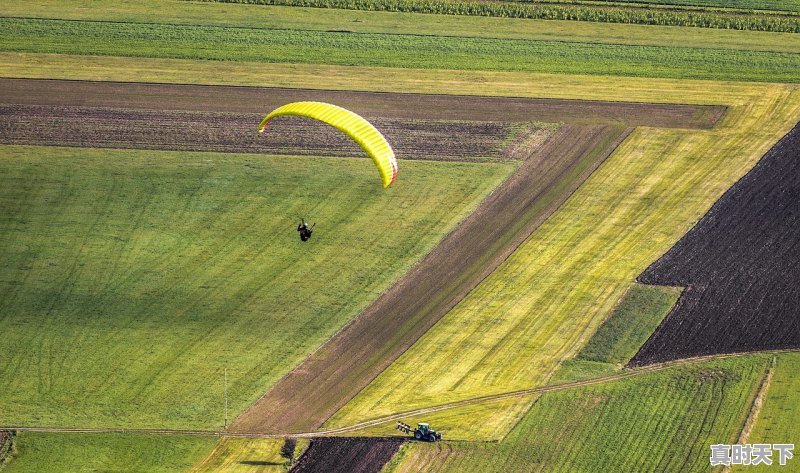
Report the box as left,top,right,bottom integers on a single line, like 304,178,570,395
291,438,404,473
631,122,800,365
0,105,546,161
0,78,724,129
0,78,726,436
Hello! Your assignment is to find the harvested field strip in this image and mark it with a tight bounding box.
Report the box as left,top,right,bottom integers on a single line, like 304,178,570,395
291,438,404,473
546,284,682,385
0,79,725,130
631,122,800,365
385,355,768,473
230,124,630,433
326,84,800,431
7,0,800,54
0,145,513,430
0,105,547,161
2,18,800,83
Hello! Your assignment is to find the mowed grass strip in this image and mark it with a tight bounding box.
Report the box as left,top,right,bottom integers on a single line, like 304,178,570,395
1,18,799,83
325,82,800,429
0,145,515,429
385,355,769,473
5,0,800,53
2,432,214,473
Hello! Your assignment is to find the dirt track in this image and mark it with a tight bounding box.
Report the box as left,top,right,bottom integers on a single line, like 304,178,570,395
631,122,800,365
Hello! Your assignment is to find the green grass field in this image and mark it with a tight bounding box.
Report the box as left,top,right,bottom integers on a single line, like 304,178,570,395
5,0,800,53
0,145,514,429
325,80,800,431
385,355,769,473
1,17,799,83
2,432,214,473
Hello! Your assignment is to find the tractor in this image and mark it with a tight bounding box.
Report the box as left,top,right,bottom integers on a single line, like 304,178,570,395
396,421,442,442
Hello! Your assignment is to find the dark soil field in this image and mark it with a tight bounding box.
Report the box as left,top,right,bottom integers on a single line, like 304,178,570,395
290,437,404,473
0,105,545,161
0,79,724,129
630,122,800,365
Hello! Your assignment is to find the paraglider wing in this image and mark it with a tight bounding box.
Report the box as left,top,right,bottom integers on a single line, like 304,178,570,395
259,102,397,188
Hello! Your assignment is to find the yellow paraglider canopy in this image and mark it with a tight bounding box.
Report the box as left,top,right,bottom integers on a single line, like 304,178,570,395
259,101,397,188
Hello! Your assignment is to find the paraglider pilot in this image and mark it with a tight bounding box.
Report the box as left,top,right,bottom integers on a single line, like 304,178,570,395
298,219,314,242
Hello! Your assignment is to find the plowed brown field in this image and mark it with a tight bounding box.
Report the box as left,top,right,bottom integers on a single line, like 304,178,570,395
630,122,800,365
0,79,724,129
0,105,544,161
290,438,404,473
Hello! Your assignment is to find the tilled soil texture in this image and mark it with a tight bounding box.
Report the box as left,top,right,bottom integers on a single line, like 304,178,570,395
0,79,724,130
630,122,800,366
231,124,632,434
290,438,404,473
0,105,544,161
